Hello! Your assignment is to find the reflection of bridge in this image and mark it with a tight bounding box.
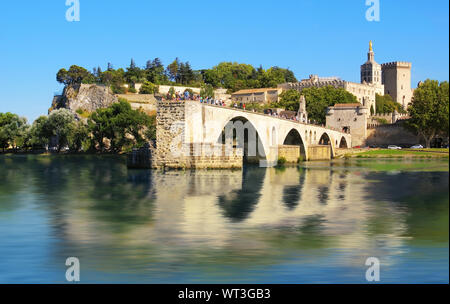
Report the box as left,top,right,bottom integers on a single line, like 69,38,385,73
155,101,351,168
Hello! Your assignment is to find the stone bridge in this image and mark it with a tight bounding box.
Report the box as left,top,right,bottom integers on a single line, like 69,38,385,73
154,101,351,168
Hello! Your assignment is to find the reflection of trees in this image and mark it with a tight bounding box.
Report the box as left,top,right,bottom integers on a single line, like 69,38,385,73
0,156,30,212
217,166,266,222
364,171,449,243
24,155,156,233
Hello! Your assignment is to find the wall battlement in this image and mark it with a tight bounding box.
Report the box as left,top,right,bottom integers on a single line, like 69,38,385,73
381,61,412,69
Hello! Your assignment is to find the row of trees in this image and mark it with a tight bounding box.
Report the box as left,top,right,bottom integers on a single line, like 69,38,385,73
0,101,156,153
375,93,405,114
272,86,358,124
56,59,298,94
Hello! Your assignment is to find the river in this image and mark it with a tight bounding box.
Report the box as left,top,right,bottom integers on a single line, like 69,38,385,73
0,155,448,283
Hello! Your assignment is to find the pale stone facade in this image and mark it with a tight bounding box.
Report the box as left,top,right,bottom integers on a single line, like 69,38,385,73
326,104,369,147
231,88,282,103
381,62,413,110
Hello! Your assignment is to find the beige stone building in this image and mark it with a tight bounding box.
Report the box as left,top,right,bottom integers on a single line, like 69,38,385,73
381,62,413,110
231,88,282,103
326,103,369,147
279,41,415,114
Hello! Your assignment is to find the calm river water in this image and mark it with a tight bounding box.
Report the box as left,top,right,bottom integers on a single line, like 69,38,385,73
0,155,448,283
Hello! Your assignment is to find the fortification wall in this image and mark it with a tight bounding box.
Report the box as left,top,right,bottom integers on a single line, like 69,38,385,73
365,124,421,147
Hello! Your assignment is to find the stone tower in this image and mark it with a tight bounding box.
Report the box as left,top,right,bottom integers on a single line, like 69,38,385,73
298,95,308,123
360,41,382,85
381,61,412,110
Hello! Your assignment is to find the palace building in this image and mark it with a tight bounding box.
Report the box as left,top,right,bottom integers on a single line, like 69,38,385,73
279,41,413,113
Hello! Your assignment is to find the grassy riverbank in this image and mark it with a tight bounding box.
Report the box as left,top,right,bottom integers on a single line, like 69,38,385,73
342,148,449,159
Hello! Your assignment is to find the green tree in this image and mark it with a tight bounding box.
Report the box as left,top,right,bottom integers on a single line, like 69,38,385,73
166,58,180,82
407,79,449,148
0,112,29,152
68,121,90,152
139,81,157,94
56,65,95,85
375,93,404,114
145,58,167,84
200,84,214,98
273,89,301,111
301,86,357,124
88,100,153,152
27,115,50,149
273,86,358,124
46,109,76,151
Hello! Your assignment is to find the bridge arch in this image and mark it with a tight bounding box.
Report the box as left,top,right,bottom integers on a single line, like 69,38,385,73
339,136,349,148
215,115,268,164
318,132,335,158
282,128,307,160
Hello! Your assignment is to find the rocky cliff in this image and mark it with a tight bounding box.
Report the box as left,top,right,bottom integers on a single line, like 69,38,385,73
50,84,118,113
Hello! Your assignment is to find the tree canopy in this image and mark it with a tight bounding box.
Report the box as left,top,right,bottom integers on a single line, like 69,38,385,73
406,79,449,148
375,93,405,114
272,87,358,124
56,60,298,94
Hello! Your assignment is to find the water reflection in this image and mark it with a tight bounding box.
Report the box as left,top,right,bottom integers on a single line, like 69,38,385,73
0,155,448,283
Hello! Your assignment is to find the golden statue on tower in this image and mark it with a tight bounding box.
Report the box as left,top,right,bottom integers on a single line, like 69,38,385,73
369,40,373,52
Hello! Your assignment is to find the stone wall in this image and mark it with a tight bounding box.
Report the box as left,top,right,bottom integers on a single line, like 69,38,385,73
308,145,331,161
365,123,421,147
278,145,300,163
155,101,243,169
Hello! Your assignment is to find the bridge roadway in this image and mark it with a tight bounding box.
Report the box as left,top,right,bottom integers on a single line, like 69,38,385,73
182,101,351,162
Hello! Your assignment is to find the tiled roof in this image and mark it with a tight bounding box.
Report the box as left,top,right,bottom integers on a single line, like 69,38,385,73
333,103,362,108
232,88,280,95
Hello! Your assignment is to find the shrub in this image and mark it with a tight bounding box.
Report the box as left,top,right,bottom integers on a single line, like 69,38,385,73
128,87,137,94
277,156,287,166
297,155,304,163
139,81,157,94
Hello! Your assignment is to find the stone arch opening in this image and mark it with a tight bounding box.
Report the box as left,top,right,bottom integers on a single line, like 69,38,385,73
339,137,348,148
318,132,333,159
217,116,266,164
283,129,306,160
319,133,331,145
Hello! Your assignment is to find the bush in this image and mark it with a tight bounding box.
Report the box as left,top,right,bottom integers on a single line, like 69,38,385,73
139,81,157,94
128,87,137,94
277,156,287,166
297,155,304,163
111,84,127,94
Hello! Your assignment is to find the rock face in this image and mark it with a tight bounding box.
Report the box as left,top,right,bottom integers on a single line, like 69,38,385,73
51,84,118,113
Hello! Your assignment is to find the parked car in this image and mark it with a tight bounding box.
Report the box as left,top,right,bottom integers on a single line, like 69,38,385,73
388,145,402,150
410,144,424,149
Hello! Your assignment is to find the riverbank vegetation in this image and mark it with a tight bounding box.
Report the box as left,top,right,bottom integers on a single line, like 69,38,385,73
0,100,155,154
343,148,449,159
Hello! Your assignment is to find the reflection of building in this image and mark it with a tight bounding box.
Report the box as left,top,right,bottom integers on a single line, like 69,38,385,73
231,88,282,103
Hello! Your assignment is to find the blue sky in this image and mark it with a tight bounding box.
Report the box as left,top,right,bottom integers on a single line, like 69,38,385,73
0,0,448,122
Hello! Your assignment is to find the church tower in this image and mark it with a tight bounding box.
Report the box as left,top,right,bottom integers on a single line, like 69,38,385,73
360,41,382,85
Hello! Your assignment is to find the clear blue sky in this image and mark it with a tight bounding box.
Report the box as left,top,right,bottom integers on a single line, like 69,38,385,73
0,0,448,122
